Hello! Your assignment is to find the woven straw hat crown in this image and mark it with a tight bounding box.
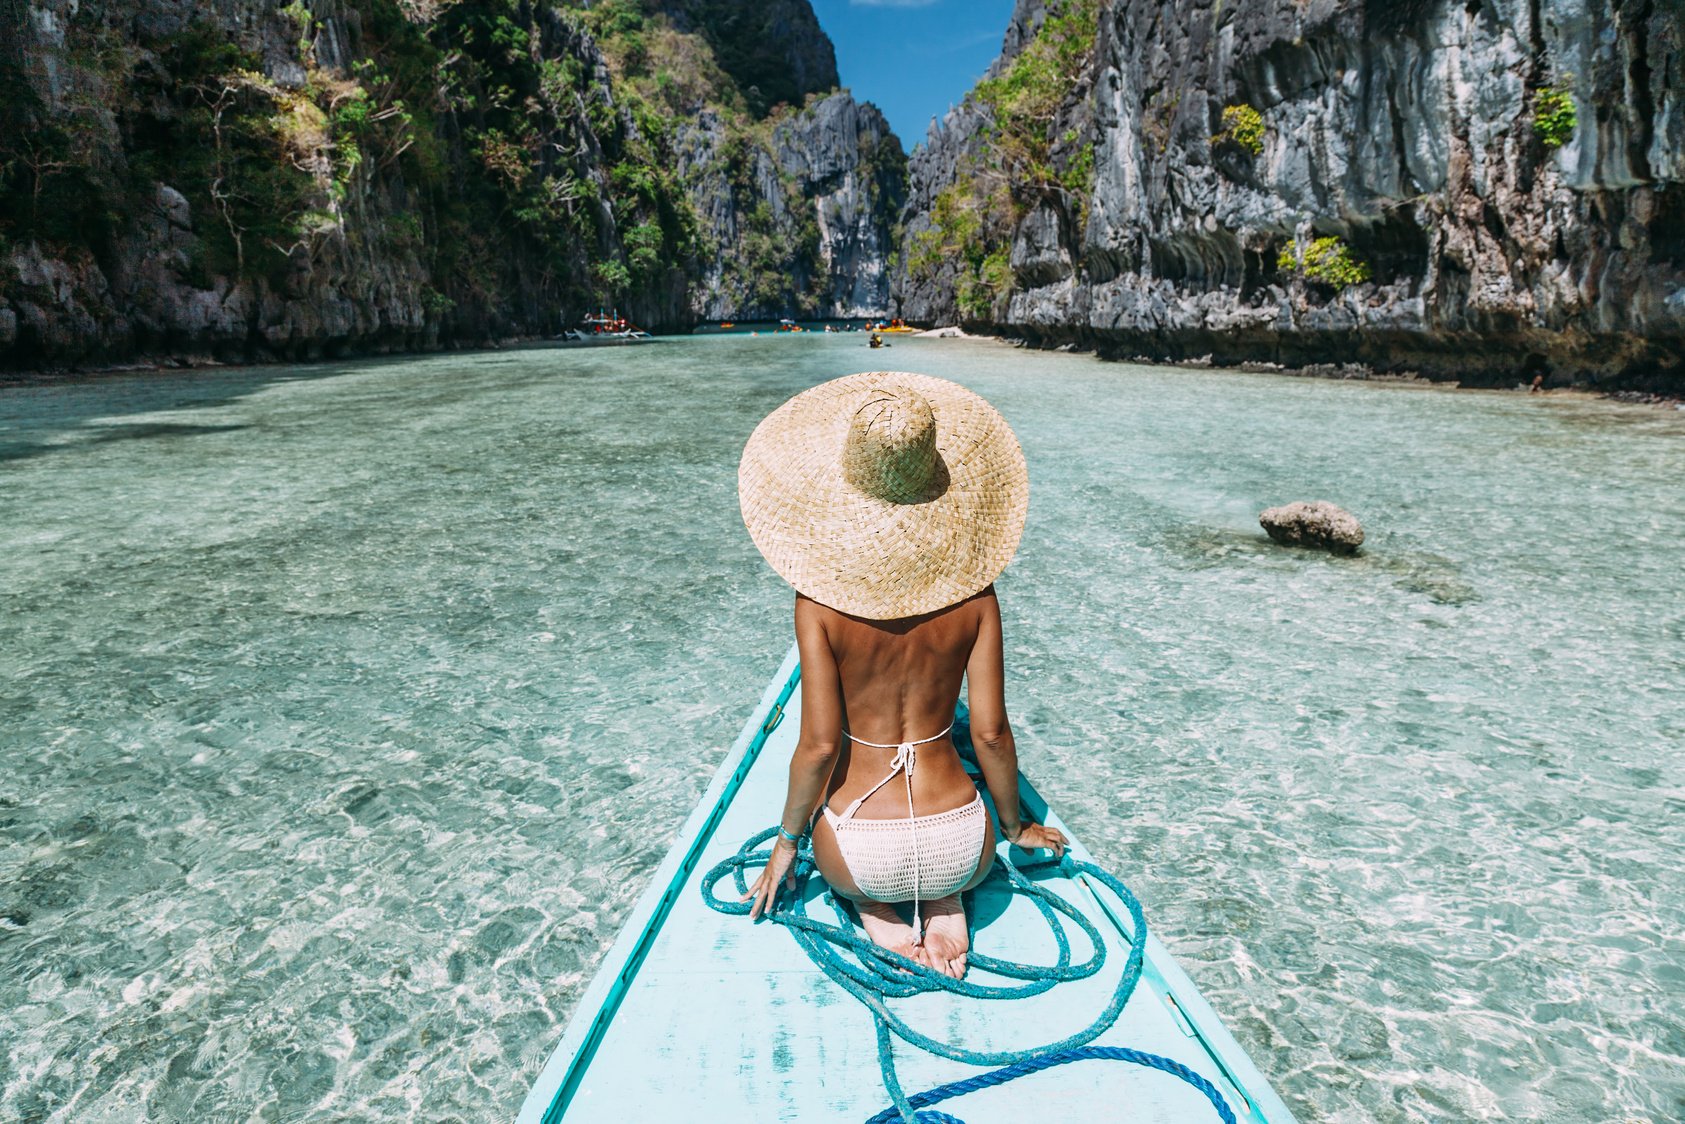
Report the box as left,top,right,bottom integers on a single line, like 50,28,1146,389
843,386,947,504
739,371,1028,619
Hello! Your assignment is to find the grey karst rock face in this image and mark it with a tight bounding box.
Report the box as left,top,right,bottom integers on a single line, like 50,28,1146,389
894,0,1685,391
676,109,789,321
996,0,1051,62
1012,203,1074,288
154,184,192,232
890,4,1058,324
895,99,997,326
1260,501,1365,555
773,94,906,317
680,92,905,321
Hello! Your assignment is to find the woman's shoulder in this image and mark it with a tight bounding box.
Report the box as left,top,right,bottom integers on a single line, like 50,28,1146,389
954,585,999,624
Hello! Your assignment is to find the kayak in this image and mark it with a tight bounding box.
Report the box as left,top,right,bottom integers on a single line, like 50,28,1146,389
516,645,1299,1122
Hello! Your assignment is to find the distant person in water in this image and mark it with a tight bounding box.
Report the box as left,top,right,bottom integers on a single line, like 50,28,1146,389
737,373,1066,978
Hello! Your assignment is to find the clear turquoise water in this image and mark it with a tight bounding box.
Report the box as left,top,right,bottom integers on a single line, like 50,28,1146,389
2,337,1681,1123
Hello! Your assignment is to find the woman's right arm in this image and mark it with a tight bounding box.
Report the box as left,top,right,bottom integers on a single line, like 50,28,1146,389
744,595,844,919
966,589,1066,855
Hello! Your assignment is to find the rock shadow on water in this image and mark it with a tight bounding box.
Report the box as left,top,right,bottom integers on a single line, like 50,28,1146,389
0,423,253,464
83,422,253,445
1353,551,1481,606
1154,525,1286,570
1155,525,1479,605
0,353,420,468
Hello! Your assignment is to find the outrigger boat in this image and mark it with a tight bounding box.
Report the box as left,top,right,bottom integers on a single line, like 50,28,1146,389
518,646,1298,1123
557,308,654,345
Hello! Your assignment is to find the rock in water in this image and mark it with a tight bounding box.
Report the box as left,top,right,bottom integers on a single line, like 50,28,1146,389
1259,502,1364,555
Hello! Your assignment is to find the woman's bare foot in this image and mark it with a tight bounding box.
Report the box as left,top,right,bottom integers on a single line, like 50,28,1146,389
855,900,919,964
918,895,969,978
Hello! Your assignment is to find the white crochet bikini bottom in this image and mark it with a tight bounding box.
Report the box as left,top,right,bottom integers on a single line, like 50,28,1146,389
820,724,988,929
823,792,988,903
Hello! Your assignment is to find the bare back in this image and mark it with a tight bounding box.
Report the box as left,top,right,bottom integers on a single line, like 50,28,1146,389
796,588,999,820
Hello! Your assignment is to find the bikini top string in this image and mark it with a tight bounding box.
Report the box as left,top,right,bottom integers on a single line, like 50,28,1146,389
839,723,955,944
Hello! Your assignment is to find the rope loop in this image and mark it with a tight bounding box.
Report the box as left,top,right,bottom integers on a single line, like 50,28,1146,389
700,826,1237,1123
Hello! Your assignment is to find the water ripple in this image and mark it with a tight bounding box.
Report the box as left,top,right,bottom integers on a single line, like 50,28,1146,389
2,341,1682,1121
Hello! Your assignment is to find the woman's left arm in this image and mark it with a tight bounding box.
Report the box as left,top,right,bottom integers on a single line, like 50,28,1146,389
744,596,843,919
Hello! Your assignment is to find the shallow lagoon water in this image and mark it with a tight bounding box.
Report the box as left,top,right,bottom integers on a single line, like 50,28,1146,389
2,337,1682,1122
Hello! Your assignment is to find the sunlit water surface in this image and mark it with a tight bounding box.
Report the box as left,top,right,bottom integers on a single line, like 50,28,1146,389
2,338,1681,1123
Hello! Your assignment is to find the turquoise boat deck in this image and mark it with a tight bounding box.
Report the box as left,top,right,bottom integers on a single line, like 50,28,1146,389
518,647,1298,1122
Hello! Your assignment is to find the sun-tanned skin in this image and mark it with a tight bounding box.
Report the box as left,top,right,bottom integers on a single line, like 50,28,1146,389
743,586,1067,979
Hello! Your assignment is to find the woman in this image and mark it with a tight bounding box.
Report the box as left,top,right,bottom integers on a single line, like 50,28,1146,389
737,372,1067,979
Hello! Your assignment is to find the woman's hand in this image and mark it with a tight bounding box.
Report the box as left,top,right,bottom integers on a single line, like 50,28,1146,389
742,836,799,919
1008,821,1068,857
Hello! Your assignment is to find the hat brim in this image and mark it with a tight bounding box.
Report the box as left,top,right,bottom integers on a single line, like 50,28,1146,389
739,371,1029,619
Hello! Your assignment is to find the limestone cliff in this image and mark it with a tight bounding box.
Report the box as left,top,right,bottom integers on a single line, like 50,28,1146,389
0,0,904,372
648,0,839,115
894,0,1685,390
683,92,906,321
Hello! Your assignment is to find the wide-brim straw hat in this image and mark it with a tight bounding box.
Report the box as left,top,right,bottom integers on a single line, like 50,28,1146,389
739,371,1029,619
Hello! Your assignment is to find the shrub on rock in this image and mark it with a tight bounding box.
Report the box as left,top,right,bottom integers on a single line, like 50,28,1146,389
1214,104,1265,154
1277,237,1372,288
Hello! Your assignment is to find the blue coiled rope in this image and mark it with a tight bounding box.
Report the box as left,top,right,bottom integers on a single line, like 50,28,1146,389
700,825,1237,1124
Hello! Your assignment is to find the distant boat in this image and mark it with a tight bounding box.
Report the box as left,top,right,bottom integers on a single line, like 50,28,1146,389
720,322,735,329
556,308,653,346
776,318,805,333
514,646,1299,1122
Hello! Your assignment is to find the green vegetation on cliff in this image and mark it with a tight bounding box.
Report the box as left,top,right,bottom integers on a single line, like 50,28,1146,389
716,117,825,315
0,0,706,320
1278,237,1372,289
1532,85,1577,150
0,14,143,259
907,183,1016,320
972,0,1098,194
645,0,838,117
902,0,1096,322
0,0,877,342
1214,104,1266,155
583,1,880,318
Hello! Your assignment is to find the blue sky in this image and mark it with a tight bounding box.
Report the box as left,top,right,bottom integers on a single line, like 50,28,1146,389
808,0,1018,150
